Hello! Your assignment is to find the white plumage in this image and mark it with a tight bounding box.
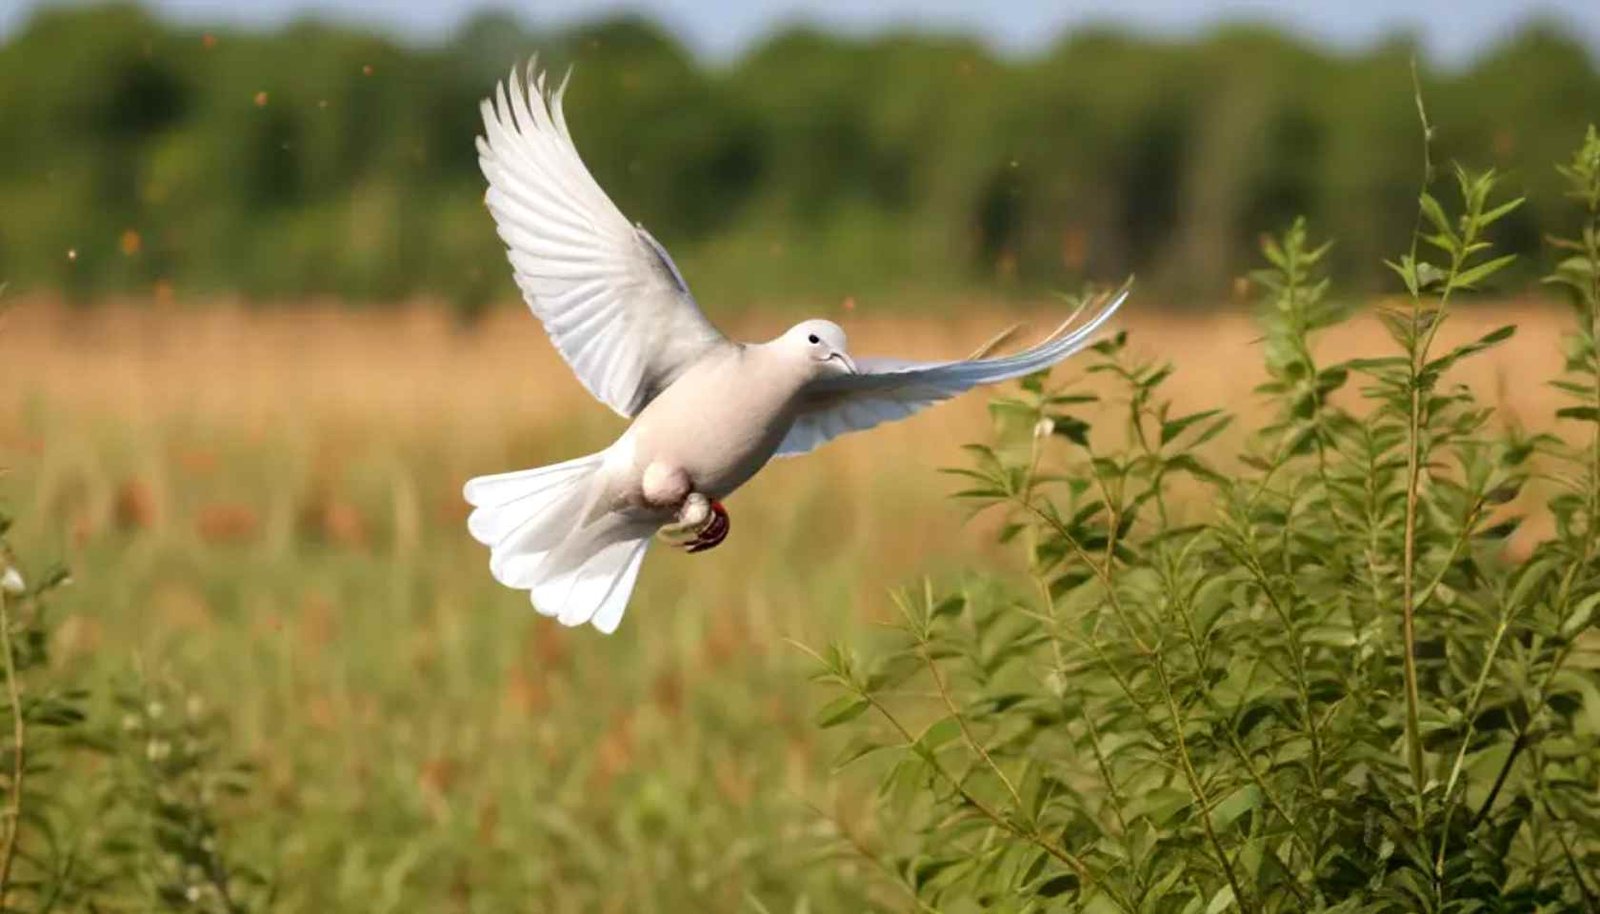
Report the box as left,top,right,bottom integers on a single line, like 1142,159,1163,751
477,66,724,418
466,61,1127,633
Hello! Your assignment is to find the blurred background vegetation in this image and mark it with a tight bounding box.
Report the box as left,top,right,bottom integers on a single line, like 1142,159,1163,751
1,2,1597,313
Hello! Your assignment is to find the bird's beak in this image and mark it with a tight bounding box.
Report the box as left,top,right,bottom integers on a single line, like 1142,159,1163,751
829,352,858,374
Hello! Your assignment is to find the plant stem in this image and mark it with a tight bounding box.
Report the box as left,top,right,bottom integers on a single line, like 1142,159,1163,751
857,690,1135,913
1398,65,1448,824
0,592,24,910
1433,585,1517,876
1228,547,1325,790
1470,731,1525,828
803,799,945,914
1152,655,1255,914
1167,560,1316,893
917,642,1025,815
1018,500,1150,656
1399,386,1428,817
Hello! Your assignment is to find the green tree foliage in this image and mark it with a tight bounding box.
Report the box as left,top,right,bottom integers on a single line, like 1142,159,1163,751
804,126,1600,910
0,6,1596,310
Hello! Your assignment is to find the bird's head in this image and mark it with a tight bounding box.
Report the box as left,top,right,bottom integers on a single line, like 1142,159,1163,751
776,319,856,378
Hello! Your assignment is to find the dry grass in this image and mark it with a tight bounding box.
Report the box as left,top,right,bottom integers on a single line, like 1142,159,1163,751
3,293,1567,428
1,292,1571,593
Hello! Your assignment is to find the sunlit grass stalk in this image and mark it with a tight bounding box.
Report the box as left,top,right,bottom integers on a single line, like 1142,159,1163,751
1396,76,1442,820
1390,75,1524,828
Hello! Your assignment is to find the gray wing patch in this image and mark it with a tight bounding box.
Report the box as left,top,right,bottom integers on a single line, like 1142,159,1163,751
637,225,692,296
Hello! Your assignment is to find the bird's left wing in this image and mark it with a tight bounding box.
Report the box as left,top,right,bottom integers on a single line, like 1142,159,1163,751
478,62,729,418
774,287,1129,458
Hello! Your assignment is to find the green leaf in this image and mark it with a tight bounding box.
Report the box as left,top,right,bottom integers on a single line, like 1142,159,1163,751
1386,257,1420,296
1160,409,1225,447
865,655,921,692
1141,364,1175,390
1208,784,1262,832
1052,415,1091,446
1126,786,1191,826
1205,884,1237,914
1346,356,1408,372
912,855,961,888
1302,625,1357,648
1165,453,1227,484
930,594,965,620
1560,590,1600,639
815,696,870,728
1047,393,1099,406
1419,192,1453,237
832,736,890,771
1036,873,1080,898
1190,414,1236,448
988,399,1039,422
1050,571,1091,600
1451,254,1517,290
1479,195,1525,226
1424,324,1516,376
916,716,962,753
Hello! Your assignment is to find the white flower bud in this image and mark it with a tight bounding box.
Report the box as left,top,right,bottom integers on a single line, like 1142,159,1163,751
0,567,23,595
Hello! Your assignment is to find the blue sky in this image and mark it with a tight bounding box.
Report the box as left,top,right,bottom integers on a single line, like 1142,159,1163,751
4,0,1597,66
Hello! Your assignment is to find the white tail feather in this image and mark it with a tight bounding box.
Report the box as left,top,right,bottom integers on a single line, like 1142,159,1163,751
530,515,651,632
464,451,652,633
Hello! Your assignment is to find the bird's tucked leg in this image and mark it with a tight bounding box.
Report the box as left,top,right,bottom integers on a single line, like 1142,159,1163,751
657,492,730,553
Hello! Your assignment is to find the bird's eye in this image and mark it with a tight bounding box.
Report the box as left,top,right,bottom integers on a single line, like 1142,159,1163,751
807,334,820,345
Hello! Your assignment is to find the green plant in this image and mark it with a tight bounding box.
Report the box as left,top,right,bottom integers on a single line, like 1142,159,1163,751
0,512,266,912
100,680,270,913
1,513,90,912
804,125,1600,911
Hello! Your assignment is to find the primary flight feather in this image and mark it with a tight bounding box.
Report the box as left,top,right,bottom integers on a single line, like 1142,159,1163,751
465,62,1128,633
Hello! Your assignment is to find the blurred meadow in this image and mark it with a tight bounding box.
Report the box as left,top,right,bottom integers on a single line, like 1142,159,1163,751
1,1,1598,911
0,293,1578,911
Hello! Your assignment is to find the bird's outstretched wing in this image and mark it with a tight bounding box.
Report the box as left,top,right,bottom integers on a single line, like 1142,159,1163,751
478,62,729,417
775,287,1129,457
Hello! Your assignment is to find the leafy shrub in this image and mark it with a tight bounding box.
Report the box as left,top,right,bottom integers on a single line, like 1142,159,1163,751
0,513,266,912
804,123,1600,911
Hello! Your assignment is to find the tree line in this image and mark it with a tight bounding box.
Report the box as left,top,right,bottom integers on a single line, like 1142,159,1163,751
0,3,1596,312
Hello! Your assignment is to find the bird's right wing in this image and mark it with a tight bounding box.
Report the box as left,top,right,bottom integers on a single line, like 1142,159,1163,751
775,287,1128,457
478,62,729,418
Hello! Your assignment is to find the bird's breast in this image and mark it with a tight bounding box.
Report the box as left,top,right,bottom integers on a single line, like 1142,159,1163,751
626,357,802,500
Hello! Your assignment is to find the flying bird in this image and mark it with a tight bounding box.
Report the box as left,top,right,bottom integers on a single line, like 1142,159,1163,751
465,63,1127,634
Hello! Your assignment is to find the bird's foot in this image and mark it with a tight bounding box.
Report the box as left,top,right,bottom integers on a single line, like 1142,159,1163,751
658,493,730,553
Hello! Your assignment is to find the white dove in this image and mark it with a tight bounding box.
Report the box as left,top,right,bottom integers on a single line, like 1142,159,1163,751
465,63,1127,634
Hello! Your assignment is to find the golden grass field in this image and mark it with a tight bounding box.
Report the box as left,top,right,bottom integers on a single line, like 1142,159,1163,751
0,293,1577,911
